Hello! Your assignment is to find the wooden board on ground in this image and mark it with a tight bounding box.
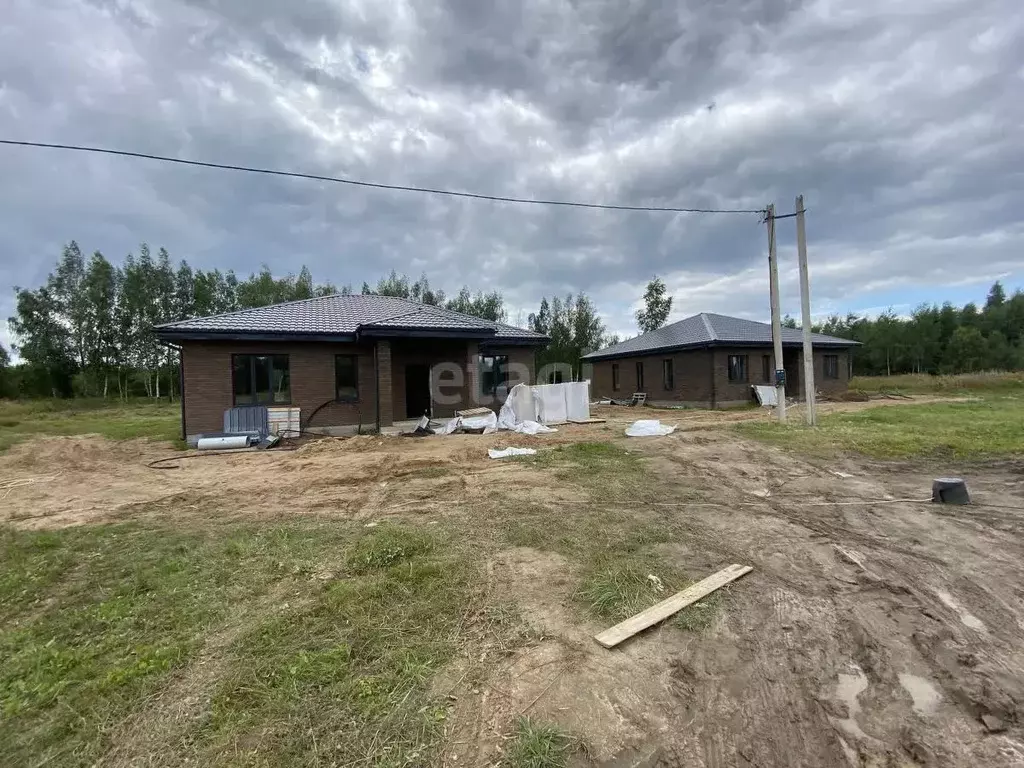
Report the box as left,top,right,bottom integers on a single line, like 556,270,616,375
594,563,753,649
569,418,607,424
455,407,494,418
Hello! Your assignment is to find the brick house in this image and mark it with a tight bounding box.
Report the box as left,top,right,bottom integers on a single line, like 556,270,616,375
583,313,858,407
154,294,548,442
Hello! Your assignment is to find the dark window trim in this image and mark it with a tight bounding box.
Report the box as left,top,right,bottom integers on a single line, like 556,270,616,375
823,354,840,380
611,362,620,391
335,354,360,402
728,354,748,383
662,358,674,391
762,355,772,383
231,353,291,406
480,354,510,396
636,361,645,391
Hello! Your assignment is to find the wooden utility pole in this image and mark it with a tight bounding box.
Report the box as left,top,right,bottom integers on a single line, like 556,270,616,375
796,195,816,425
767,203,786,422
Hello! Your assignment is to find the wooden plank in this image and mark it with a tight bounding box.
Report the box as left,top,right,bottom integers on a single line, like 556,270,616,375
455,407,494,418
569,418,607,424
594,564,753,649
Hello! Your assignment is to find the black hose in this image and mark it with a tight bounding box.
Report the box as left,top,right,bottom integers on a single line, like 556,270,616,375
147,446,297,470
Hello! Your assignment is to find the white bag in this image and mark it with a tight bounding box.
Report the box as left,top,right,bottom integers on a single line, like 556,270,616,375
625,419,676,437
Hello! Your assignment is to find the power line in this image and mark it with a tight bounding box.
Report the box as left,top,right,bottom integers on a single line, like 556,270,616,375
0,139,767,215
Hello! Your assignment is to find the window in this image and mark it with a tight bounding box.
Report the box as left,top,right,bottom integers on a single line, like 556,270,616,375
335,355,359,401
636,361,645,391
612,363,620,391
762,355,773,383
662,359,674,390
824,354,840,379
728,354,747,383
480,355,509,395
233,354,289,405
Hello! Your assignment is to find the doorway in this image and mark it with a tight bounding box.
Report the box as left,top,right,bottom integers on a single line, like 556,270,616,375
404,364,432,419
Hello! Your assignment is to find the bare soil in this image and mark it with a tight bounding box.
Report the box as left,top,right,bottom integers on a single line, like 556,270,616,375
3,400,1023,767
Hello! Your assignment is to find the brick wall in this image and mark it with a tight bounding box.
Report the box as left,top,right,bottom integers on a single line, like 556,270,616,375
180,340,378,437
589,349,714,405
588,346,852,407
181,339,543,437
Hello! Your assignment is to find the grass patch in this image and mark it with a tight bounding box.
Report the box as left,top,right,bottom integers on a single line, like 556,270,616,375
576,562,722,632
737,396,1024,459
849,371,1024,396
0,399,179,451
513,441,645,488
0,519,476,766
503,717,577,768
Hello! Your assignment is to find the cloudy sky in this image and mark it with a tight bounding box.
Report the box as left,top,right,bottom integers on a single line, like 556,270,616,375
2,0,1022,350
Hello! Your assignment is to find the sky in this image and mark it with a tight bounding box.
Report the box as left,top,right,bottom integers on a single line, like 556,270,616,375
1,0,1023,352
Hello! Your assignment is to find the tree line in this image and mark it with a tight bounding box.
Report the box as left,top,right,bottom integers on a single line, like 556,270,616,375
3,241,1020,400
784,281,1024,375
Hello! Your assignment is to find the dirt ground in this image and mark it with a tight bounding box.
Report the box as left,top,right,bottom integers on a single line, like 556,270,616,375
3,400,1024,767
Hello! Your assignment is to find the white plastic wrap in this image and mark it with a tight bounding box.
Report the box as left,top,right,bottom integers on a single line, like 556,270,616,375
624,419,676,437
564,381,591,421
440,411,498,434
487,447,538,459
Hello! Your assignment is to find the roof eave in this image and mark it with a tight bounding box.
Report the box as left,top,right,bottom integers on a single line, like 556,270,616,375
583,338,858,361
155,329,360,343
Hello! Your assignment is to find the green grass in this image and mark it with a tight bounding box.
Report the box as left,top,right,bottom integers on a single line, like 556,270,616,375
849,371,1024,395
502,717,577,768
576,562,723,632
0,399,180,451
512,441,645,486
737,395,1024,459
0,520,476,767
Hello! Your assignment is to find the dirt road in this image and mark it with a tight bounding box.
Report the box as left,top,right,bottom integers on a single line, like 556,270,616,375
2,401,1023,766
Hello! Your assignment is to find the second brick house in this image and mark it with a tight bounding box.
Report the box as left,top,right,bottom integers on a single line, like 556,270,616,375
583,312,858,407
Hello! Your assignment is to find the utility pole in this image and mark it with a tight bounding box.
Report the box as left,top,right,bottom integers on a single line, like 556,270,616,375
796,194,816,425
767,203,786,422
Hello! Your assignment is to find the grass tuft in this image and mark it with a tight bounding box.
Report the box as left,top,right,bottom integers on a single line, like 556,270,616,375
503,717,577,768
576,562,722,632
347,525,435,572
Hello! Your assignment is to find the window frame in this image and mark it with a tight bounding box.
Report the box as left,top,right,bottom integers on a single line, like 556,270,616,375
762,355,772,383
635,361,645,391
823,354,840,379
727,354,748,383
611,362,620,391
231,353,291,406
479,354,510,396
662,358,674,391
334,354,360,402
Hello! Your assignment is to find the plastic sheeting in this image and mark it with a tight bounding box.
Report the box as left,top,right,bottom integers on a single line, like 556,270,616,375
487,447,538,459
752,385,778,407
439,410,498,435
625,419,676,437
500,382,590,428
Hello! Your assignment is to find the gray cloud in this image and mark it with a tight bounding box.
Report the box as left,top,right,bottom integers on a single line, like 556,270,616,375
2,0,1023,350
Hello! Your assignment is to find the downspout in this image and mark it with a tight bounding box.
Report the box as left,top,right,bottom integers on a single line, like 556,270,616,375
708,346,717,409
373,342,381,433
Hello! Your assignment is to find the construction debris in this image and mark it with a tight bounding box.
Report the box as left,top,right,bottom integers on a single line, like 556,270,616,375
624,419,676,437
595,564,753,648
487,447,538,459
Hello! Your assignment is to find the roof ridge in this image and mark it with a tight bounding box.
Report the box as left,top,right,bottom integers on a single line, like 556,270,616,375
154,292,347,329
699,312,717,340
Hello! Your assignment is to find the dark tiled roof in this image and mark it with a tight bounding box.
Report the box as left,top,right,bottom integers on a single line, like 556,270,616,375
582,312,858,360
154,294,546,343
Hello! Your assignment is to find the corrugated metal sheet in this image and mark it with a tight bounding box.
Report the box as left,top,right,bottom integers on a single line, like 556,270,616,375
224,405,270,436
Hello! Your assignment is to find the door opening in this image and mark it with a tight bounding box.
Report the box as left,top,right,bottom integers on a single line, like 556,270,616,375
404,364,432,419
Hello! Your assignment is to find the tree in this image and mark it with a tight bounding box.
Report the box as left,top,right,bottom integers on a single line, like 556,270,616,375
946,326,986,373
781,314,798,329
531,292,606,380
0,343,10,398
635,277,673,333
986,281,1006,309
50,241,89,380
446,287,506,322
83,251,119,396
8,286,75,397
